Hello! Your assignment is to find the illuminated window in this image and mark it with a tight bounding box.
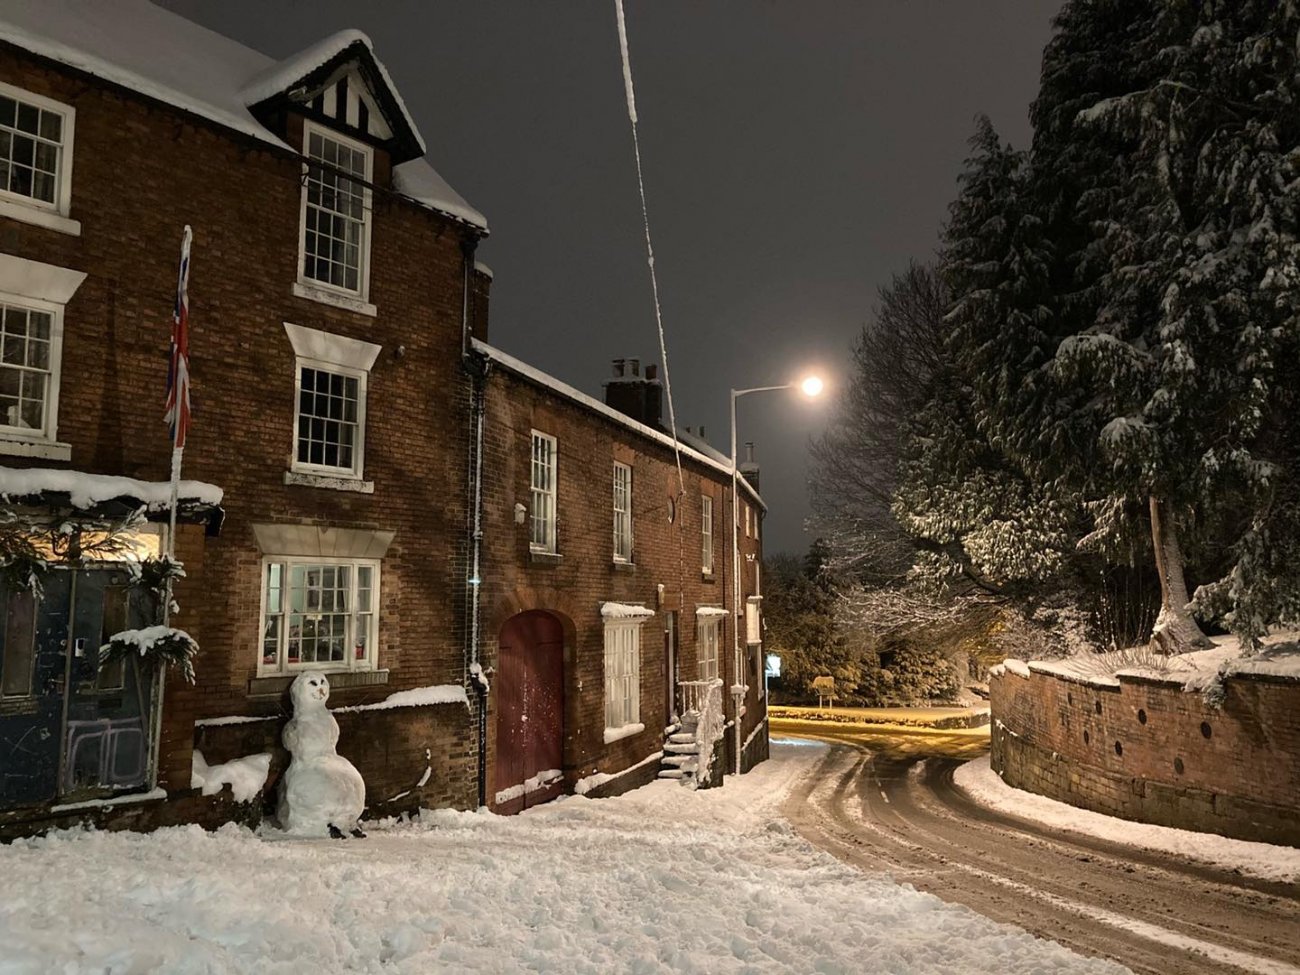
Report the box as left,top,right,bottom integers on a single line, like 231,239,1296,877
260,558,378,675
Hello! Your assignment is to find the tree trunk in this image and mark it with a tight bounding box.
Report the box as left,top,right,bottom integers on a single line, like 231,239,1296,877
1148,496,1210,654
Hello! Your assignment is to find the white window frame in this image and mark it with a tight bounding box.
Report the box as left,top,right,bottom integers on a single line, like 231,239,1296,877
530,430,558,553
296,120,373,309
0,291,64,449
746,596,762,646
291,357,367,479
603,619,643,738
697,616,721,681
612,461,632,563
0,81,79,236
258,555,380,677
283,322,380,485
701,494,713,574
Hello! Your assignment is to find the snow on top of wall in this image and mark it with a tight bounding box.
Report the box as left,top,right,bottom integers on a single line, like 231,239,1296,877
1117,631,1300,688
695,606,729,618
473,260,494,279
0,466,223,509
600,602,654,620
1027,659,1122,689
190,749,271,804
332,683,467,713
473,339,765,509
0,1,484,230
997,658,1032,679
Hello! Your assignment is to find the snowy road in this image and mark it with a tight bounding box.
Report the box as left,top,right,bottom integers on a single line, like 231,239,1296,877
777,727,1300,975
0,742,1131,975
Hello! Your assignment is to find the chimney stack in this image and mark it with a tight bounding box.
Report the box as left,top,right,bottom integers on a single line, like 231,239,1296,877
739,440,760,493
604,356,663,428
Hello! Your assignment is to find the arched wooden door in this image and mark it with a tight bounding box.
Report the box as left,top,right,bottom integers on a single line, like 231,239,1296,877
493,611,564,815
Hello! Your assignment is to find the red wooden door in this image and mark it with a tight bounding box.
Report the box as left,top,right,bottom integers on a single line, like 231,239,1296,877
494,611,564,814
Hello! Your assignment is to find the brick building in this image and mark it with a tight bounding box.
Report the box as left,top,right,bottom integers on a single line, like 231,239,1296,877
0,2,767,834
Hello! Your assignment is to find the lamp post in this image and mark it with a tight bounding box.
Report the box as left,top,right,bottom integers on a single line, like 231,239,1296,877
728,374,823,774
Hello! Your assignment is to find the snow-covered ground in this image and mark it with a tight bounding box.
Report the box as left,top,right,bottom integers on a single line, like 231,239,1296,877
955,755,1300,885
0,741,1126,974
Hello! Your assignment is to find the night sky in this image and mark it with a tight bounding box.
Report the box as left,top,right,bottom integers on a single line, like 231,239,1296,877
162,0,1062,556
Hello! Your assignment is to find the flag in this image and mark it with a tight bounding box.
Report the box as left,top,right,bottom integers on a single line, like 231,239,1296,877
164,226,192,450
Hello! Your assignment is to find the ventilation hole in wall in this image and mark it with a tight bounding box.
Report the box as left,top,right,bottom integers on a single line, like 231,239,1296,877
1200,721,1212,739
1174,757,1185,775
1083,729,1090,745
1137,709,1147,725
1067,692,1073,706
1114,741,1123,757
1094,700,1102,715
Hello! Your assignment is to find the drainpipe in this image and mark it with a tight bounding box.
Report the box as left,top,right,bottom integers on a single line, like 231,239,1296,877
461,234,490,809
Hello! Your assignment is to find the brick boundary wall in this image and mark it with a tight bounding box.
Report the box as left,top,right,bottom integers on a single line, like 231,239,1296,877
990,666,1300,848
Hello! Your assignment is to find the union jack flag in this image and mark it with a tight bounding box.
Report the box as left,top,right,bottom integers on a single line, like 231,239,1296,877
164,226,192,450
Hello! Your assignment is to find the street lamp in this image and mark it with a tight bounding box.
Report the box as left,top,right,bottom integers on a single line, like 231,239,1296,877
728,375,823,773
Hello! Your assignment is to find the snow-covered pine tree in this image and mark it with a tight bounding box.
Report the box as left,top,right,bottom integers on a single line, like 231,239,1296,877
893,119,1077,597
1046,0,1300,650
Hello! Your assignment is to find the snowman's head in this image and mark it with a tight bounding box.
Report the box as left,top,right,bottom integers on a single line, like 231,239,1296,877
290,672,331,712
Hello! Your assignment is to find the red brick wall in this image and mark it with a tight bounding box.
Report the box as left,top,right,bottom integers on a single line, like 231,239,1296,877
477,366,767,804
0,51,482,812
990,667,1300,846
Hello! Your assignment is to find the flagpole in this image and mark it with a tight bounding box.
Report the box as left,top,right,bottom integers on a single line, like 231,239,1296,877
151,224,191,790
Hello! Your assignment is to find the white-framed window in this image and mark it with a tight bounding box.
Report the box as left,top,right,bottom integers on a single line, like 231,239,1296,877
754,510,760,542
294,360,365,475
744,504,750,538
701,494,713,573
259,557,379,675
0,295,63,443
603,619,641,733
531,431,557,553
0,82,76,228
746,596,762,645
612,461,632,562
299,121,372,298
283,322,380,485
697,616,721,681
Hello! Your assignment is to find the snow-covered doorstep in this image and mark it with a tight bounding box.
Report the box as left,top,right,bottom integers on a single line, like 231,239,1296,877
0,743,1126,974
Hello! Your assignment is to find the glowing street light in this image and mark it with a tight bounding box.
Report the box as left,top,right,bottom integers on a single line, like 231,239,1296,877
727,373,825,773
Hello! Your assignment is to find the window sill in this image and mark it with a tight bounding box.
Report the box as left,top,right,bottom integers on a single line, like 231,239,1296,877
293,280,377,318
602,722,645,745
612,560,636,574
0,198,81,236
248,668,388,698
529,550,562,565
0,436,71,461
284,470,374,493
701,572,716,583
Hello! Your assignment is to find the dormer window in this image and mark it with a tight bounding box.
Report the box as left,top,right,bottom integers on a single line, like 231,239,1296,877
297,120,373,312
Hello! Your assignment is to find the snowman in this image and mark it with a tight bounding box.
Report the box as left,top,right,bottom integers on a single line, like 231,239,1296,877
278,672,367,838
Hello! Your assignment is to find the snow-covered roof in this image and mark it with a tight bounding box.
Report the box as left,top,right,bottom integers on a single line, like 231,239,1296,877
0,1,486,231
0,465,223,511
473,339,766,509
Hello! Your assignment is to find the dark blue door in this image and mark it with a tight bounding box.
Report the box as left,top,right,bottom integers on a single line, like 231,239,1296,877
0,568,153,811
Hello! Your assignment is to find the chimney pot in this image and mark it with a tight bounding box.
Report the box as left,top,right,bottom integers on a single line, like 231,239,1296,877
612,358,625,378
646,364,658,381
745,442,755,464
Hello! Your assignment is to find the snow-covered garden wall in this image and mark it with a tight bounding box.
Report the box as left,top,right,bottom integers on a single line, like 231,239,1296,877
989,665,1300,847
